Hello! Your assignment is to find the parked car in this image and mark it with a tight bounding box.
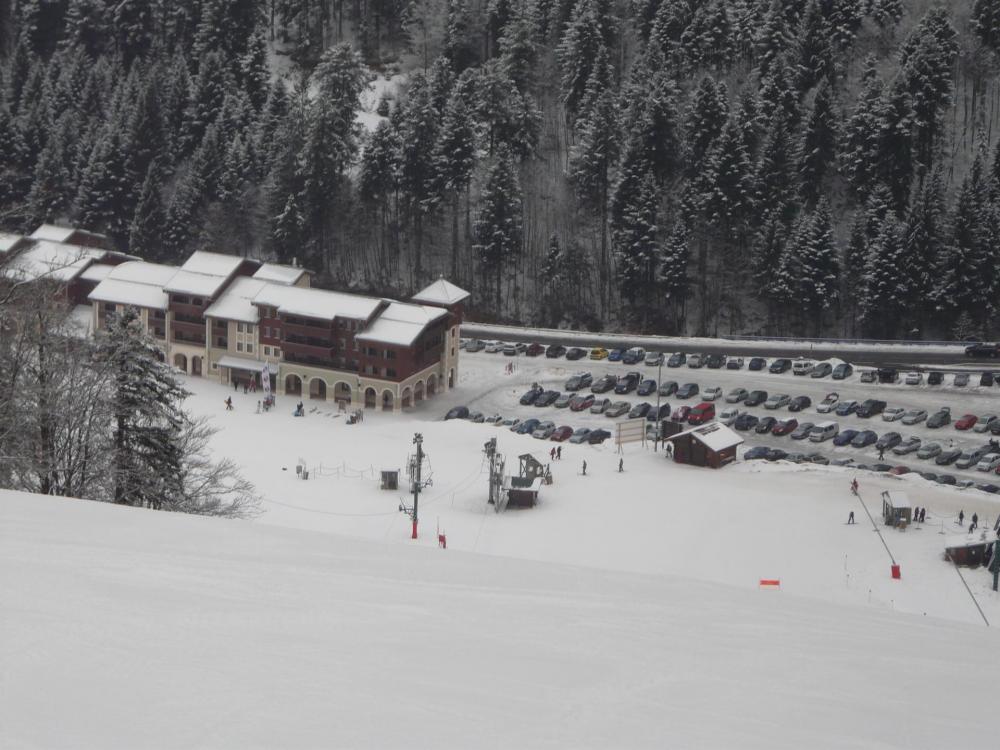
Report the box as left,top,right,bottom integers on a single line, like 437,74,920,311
469,413,485,423
810,362,832,378
974,415,999,433
566,347,588,360
589,347,609,360
608,349,624,362
744,390,768,407
765,448,790,462
955,414,978,430
526,343,545,356
734,413,759,431
835,400,859,417
629,402,652,419
720,408,743,426
927,371,943,385
977,483,1000,493
445,406,470,420
501,417,520,428
622,347,646,364
484,340,505,353
888,466,911,476
832,363,854,380
792,359,814,376
465,339,485,353
992,420,1000,436
935,448,962,466
554,393,574,409
568,428,593,444
927,408,952,428
614,372,641,394
532,421,556,439
956,448,990,469
605,401,631,418
916,442,943,459
833,429,859,446
570,394,595,411
790,422,816,440
744,446,770,460
817,393,839,413
975,453,1000,472
702,386,723,401
953,373,969,387
936,474,958,486
545,344,566,358
859,369,876,383
588,429,612,444
807,453,831,465
502,342,527,356
748,357,767,371
590,398,612,414
809,421,839,442
672,405,693,422
514,418,540,435
772,418,799,436
725,388,749,403
706,354,727,369
882,407,905,422
534,390,560,407
676,383,700,399
830,457,856,466
687,353,704,368
769,358,792,373
726,357,745,370
591,374,617,393
755,416,778,434
764,393,791,410
659,380,679,397
905,371,923,385
687,402,716,426
644,351,664,366
901,409,928,425
877,368,898,384
979,372,995,387
788,396,812,412
892,437,922,455
666,352,686,367
964,342,1000,357
637,379,657,397
519,387,544,406
647,403,672,422
851,430,878,448
856,399,886,418
550,426,574,442
564,372,593,391
875,432,902,451
918,471,938,481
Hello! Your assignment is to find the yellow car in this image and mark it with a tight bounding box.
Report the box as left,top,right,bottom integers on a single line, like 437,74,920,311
589,347,609,360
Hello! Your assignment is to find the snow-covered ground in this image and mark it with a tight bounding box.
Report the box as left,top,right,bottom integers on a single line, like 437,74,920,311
2,489,997,750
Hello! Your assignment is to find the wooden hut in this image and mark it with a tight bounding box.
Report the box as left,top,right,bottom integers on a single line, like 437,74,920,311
503,476,542,508
944,531,997,567
881,491,912,527
663,423,743,469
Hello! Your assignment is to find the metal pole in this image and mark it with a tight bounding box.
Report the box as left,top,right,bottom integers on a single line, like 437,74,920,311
654,359,662,452
412,433,422,539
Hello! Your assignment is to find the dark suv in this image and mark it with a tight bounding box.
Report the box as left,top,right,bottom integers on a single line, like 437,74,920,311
744,390,768,407
706,354,726,369
965,342,999,358
856,399,886,418
614,372,641,394
769,358,791,374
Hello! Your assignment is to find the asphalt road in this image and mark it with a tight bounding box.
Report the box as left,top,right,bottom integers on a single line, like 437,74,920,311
460,323,1000,369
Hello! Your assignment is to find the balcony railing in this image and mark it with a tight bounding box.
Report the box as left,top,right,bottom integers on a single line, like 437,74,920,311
172,330,205,346
284,352,337,369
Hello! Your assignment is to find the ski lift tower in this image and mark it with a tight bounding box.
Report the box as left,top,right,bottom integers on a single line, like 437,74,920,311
400,433,432,538
484,437,506,512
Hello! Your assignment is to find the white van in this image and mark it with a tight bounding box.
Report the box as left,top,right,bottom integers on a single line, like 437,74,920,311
793,359,815,376
809,421,839,442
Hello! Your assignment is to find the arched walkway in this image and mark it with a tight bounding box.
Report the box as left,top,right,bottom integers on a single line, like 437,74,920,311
381,390,394,412
309,378,327,400
173,353,187,372
191,356,202,377
333,381,352,404
285,374,302,395
364,387,377,408
427,374,437,396
414,381,425,401
401,387,412,408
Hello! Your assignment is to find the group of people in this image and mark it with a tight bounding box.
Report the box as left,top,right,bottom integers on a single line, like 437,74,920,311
958,510,981,533
504,362,517,375
548,446,562,460
255,394,276,413
234,378,260,394
912,506,927,523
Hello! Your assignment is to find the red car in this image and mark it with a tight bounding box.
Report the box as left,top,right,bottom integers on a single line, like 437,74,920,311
570,394,595,411
671,406,692,422
550,425,574,441
889,466,911,475
771,418,799,436
955,414,978,430
526,343,545,357
687,401,716,426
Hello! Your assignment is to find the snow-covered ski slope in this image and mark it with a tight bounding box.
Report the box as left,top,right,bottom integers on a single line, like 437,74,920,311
1,489,996,750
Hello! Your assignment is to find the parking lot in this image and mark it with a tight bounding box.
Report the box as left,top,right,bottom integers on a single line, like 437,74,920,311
446,342,1000,494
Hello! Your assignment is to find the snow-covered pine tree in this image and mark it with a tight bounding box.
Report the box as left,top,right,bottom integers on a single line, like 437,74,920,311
795,199,840,333
755,0,796,81
840,56,884,202
474,146,523,311
827,0,865,50
798,81,838,207
900,168,946,327
858,213,908,336
797,0,835,90
129,158,167,259
182,51,230,156
685,75,729,180
869,0,903,30
876,79,915,213
973,0,1000,50
113,0,158,66
556,0,608,122
612,169,661,328
658,217,692,332
398,72,440,282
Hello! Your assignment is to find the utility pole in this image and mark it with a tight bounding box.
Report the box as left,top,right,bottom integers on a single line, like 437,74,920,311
654,358,663,452
401,433,428,539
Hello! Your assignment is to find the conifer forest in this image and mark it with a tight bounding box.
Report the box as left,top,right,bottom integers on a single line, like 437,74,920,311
2,0,1000,339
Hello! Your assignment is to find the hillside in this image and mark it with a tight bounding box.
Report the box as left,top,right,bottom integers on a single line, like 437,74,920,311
1,1,1000,338
1,488,997,749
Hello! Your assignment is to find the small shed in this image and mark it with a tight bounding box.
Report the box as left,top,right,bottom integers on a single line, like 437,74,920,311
380,469,399,490
944,530,997,567
503,476,542,508
881,490,912,527
663,423,743,469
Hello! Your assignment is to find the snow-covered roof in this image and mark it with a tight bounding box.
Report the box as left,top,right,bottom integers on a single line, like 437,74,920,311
87,261,176,310
180,251,251,278
883,491,910,509
29,224,77,243
945,530,997,549
665,423,744,452
1,240,106,282
411,277,470,306
252,263,307,285
253,284,383,322
0,232,24,253
356,302,448,346
216,355,279,374
80,263,115,283
205,277,269,323
164,269,233,298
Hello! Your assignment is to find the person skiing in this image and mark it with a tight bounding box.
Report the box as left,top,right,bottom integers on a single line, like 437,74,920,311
556,446,562,460
618,458,624,473
225,397,233,411
848,511,855,524
850,478,859,495
959,510,965,526
877,446,885,461
920,508,926,523
972,513,978,530
550,447,556,460
581,460,587,476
